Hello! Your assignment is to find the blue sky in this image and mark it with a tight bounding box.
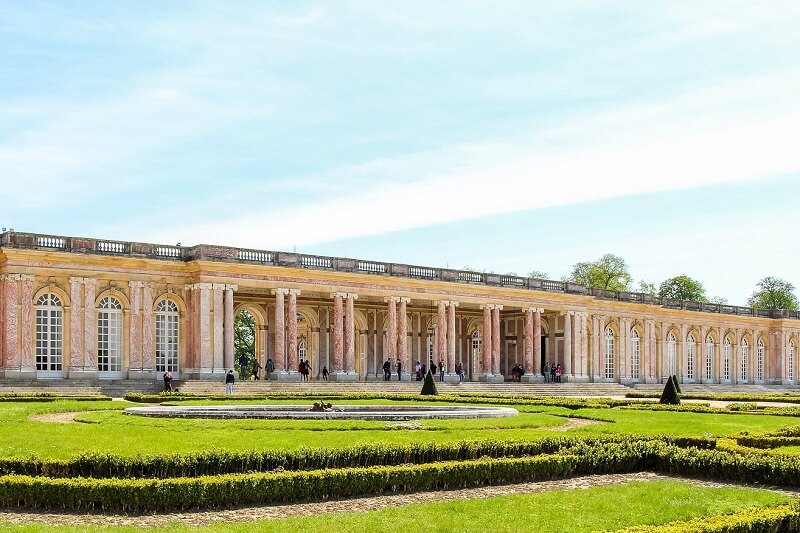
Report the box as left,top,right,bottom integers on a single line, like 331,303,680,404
1,1,799,305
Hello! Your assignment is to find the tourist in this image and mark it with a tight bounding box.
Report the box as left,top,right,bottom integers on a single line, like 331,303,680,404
421,363,427,379
383,359,391,381
543,361,549,382
252,359,261,380
439,359,445,382
266,358,274,380
163,371,173,392
238,353,249,380
556,364,562,383
396,358,402,381
304,362,311,381
518,364,525,382
550,363,556,383
299,360,306,379
225,369,235,394
456,361,464,382
511,364,519,382
415,360,421,381
322,365,329,381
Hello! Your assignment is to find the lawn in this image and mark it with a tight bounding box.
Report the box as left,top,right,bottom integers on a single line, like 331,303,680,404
1,398,797,459
0,480,791,532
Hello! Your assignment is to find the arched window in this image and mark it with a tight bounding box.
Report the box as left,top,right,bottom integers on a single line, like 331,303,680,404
472,330,481,366
630,329,640,380
757,339,764,382
705,336,714,381
723,337,731,381
790,341,795,382
604,327,614,379
740,338,749,382
298,337,307,362
97,297,123,374
667,333,677,377
35,294,63,374
155,300,179,373
687,334,696,381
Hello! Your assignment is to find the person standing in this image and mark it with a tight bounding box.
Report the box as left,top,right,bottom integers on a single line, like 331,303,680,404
322,366,329,381
456,362,464,383
163,371,173,392
225,369,235,394
396,358,402,381
383,360,391,381
238,353,249,380
439,359,445,382
265,358,274,380
252,359,262,381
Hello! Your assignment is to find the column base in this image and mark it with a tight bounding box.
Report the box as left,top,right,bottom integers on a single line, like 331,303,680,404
67,367,99,380
479,373,505,383
199,369,228,381
274,371,302,382
1,367,36,380
520,374,545,383
329,371,360,382
568,375,591,383
443,372,461,384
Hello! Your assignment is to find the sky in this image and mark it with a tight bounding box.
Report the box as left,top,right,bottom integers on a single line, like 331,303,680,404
1,1,799,305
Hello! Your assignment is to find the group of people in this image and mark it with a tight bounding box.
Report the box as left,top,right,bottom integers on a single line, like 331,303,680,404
543,361,563,383
510,363,526,382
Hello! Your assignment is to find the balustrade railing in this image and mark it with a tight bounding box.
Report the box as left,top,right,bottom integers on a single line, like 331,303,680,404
357,260,386,274
96,241,127,254
36,236,65,249
301,255,332,269
155,246,182,258
409,266,438,279
458,271,483,283
501,275,526,287
238,249,272,263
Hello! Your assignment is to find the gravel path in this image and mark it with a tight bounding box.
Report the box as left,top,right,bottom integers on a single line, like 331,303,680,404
0,473,796,527
28,411,80,423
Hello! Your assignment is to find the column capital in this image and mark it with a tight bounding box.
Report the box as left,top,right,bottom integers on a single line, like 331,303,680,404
69,277,85,285
82,278,97,287
191,282,213,290
19,274,35,282
346,293,358,300
273,288,290,296
495,304,503,311
480,303,494,310
398,297,411,304
331,291,348,299
562,310,576,316
128,280,145,289
287,288,301,296
212,283,226,290
225,284,239,291
385,296,401,303
448,301,459,308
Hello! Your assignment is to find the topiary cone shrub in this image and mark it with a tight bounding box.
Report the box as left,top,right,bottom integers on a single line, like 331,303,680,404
671,374,682,394
660,378,681,405
421,369,439,396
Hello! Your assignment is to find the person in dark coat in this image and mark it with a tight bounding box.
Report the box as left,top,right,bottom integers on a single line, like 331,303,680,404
225,369,235,394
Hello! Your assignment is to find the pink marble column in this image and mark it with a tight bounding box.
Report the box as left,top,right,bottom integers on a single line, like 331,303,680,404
128,281,142,372
273,288,286,371
3,275,19,368
436,301,446,368
222,286,235,371
142,283,154,371
481,305,492,374
533,308,542,374
83,279,97,369
563,311,572,377
19,275,34,371
287,289,300,372
398,298,409,371
68,278,84,370
183,285,196,372
212,284,225,371
345,293,357,373
447,301,457,373
386,297,398,363
523,308,533,373
492,305,501,375
197,283,212,372
331,293,344,371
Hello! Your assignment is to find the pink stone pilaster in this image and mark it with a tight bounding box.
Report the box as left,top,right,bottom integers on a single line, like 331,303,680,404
523,308,534,373
436,301,446,367
19,275,35,371
3,276,19,368
198,284,212,371
287,289,300,371
398,298,409,370
128,281,142,372
344,293,357,372
331,292,344,371
491,305,501,375
83,279,97,369
533,308,542,373
386,297,398,363
141,283,155,370
481,305,492,374
447,301,457,373
69,278,84,370
223,285,236,371
563,311,572,376
212,284,224,371
273,288,287,370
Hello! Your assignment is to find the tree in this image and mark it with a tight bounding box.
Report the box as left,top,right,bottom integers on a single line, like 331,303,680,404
528,270,549,279
709,296,729,305
637,280,657,296
748,277,799,310
566,254,632,291
234,311,256,375
659,378,680,405
658,275,707,302
420,368,439,395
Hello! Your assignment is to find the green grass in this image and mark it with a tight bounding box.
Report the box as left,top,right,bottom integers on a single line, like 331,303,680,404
0,480,790,532
0,398,796,459
775,445,800,454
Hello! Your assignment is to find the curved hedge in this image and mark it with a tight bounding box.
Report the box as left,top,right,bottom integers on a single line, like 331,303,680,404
611,501,800,532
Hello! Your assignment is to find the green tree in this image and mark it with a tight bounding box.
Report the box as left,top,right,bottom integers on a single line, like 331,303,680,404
234,311,256,374
566,254,632,291
528,270,549,279
637,280,657,296
658,275,708,302
748,277,799,310
709,296,729,305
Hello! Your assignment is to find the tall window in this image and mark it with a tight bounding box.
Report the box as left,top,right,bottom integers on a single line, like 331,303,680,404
604,327,614,379
756,339,764,382
35,294,63,372
687,334,696,381
667,333,677,377
740,338,749,382
155,299,179,373
630,329,640,380
472,330,481,367
706,336,714,381
428,328,435,360
298,337,307,362
97,297,123,373
790,341,795,382
723,337,731,381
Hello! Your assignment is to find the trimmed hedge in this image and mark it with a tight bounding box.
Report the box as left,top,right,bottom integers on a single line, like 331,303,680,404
0,435,716,479
610,501,800,532
0,393,110,403
627,392,800,404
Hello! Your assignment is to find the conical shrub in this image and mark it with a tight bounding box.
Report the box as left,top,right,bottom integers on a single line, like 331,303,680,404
671,374,682,394
421,369,439,396
659,378,681,405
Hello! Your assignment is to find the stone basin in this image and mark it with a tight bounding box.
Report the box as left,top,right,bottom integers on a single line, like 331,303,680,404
123,404,518,421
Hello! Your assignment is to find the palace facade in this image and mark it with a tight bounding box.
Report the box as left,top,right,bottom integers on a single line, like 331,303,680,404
1,231,798,386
